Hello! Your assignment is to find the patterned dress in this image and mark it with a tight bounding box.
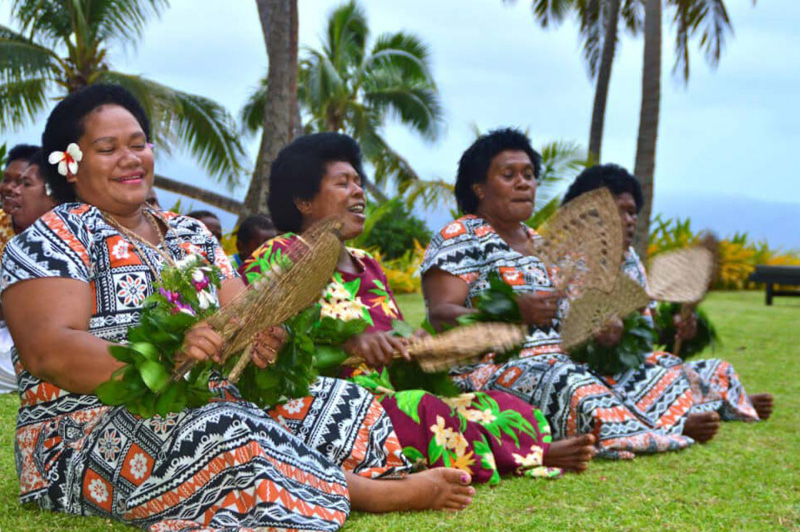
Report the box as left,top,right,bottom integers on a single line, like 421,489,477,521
0,203,408,532
622,248,759,421
242,235,560,485
421,215,696,460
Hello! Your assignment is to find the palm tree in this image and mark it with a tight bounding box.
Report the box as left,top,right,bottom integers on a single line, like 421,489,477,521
240,0,298,218
241,0,443,202
0,0,245,193
632,0,746,257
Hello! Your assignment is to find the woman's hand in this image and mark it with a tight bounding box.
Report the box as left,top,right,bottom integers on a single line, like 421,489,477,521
178,322,224,364
593,317,624,348
674,312,698,342
518,292,561,327
251,326,287,369
343,332,411,367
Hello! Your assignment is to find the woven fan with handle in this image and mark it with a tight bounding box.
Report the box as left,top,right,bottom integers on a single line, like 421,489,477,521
530,187,624,296
560,273,651,351
647,237,717,356
173,217,343,382
342,322,528,373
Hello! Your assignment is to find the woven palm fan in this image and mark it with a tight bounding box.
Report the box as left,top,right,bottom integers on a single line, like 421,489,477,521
560,273,651,351
531,187,624,296
173,217,343,381
342,322,528,373
647,239,718,356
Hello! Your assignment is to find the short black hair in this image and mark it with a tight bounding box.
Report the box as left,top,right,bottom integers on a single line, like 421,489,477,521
186,210,219,221
41,83,151,203
562,163,644,212
237,214,276,243
455,128,542,214
6,144,40,168
268,132,365,233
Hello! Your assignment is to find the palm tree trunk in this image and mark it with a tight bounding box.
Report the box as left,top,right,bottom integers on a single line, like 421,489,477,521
153,175,242,214
632,0,661,259
588,0,621,162
241,0,297,221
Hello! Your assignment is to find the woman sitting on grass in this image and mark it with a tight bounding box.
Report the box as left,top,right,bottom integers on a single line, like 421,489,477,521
422,128,704,459
241,132,595,485
559,163,773,431
1,84,474,532
0,149,59,393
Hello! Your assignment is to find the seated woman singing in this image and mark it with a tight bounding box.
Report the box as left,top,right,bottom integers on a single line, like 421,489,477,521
240,132,594,484
559,163,773,439
1,84,474,532
422,128,704,459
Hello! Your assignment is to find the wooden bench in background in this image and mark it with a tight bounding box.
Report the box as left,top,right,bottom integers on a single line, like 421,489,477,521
749,265,800,305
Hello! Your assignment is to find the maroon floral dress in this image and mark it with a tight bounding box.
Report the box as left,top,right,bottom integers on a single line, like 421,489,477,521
242,234,561,484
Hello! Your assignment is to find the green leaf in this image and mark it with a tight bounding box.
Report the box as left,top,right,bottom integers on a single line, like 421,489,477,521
131,342,160,361
155,381,187,417
391,319,415,338
314,344,349,370
402,445,426,467
136,359,171,393
428,434,444,465
394,389,426,424
108,345,138,364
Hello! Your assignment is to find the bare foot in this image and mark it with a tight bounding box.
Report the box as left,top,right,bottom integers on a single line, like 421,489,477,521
543,434,595,473
683,411,721,443
346,468,474,513
750,393,774,420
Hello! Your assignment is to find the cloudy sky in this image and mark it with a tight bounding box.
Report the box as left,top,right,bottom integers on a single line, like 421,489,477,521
2,0,799,246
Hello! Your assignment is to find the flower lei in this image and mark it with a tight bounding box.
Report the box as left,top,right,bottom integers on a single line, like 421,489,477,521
48,143,83,176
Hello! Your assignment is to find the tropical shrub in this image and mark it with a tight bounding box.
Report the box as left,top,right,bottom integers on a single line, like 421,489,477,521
647,216,800,290
362,203,432,260
371,240,426,295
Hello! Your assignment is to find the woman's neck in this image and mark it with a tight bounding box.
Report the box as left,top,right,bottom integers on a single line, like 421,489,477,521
336,242,359,274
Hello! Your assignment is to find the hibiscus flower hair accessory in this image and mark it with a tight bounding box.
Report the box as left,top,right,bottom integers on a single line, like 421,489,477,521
48,143,83,177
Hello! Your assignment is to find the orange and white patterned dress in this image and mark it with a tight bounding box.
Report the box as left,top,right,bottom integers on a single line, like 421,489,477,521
422,215,696,459
1,202,408,532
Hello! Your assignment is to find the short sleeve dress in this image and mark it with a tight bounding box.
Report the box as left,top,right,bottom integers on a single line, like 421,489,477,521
422,216,697,460
242,233,562,485
1,203,407,532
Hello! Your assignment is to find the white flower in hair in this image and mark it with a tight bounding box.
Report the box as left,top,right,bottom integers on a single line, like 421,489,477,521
48,143,83,176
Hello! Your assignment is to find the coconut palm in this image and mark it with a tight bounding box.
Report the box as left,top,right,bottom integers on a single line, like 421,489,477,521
0,0,245,189
241,0,443,202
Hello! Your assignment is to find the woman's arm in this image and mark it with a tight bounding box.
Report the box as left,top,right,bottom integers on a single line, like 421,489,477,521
422,268,476,331
3,276,244,394
3,278,123,394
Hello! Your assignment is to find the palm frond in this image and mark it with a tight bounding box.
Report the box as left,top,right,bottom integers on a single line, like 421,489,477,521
363,73,442,141
370,137,421,189
99,71,245,187
530,0,575,27
537,140,588,209
324,0,368,72
669,0,732,82
0,24,60,83
89,0,169,47
0,77,50,130
240,73,268,136
9,0,73,45
400,178,455,211
365,32,433,82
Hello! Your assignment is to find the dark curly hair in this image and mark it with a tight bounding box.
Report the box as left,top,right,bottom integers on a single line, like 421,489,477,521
268,132,366,233
237,214,275,243
455,128,542,214
5,144,40,168
562,163,643,212
40,83,151,203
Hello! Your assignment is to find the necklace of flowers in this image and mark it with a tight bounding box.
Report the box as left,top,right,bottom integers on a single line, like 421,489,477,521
103,209,177,280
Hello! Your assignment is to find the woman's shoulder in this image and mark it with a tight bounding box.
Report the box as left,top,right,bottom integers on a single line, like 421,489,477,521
433,214,496,243
16,202,98,242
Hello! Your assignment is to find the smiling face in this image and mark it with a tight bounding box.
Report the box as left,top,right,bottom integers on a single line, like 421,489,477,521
1,159,29,213
68,104,154,216
6,163,56,232
615,192,638,249
296,160,366,240
474,150,537,224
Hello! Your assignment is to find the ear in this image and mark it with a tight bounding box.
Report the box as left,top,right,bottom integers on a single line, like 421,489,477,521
65,172,78,184
294,197,312,216
472,183,484,201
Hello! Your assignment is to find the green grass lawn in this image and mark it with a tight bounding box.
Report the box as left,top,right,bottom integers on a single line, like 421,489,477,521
2,291,799,531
